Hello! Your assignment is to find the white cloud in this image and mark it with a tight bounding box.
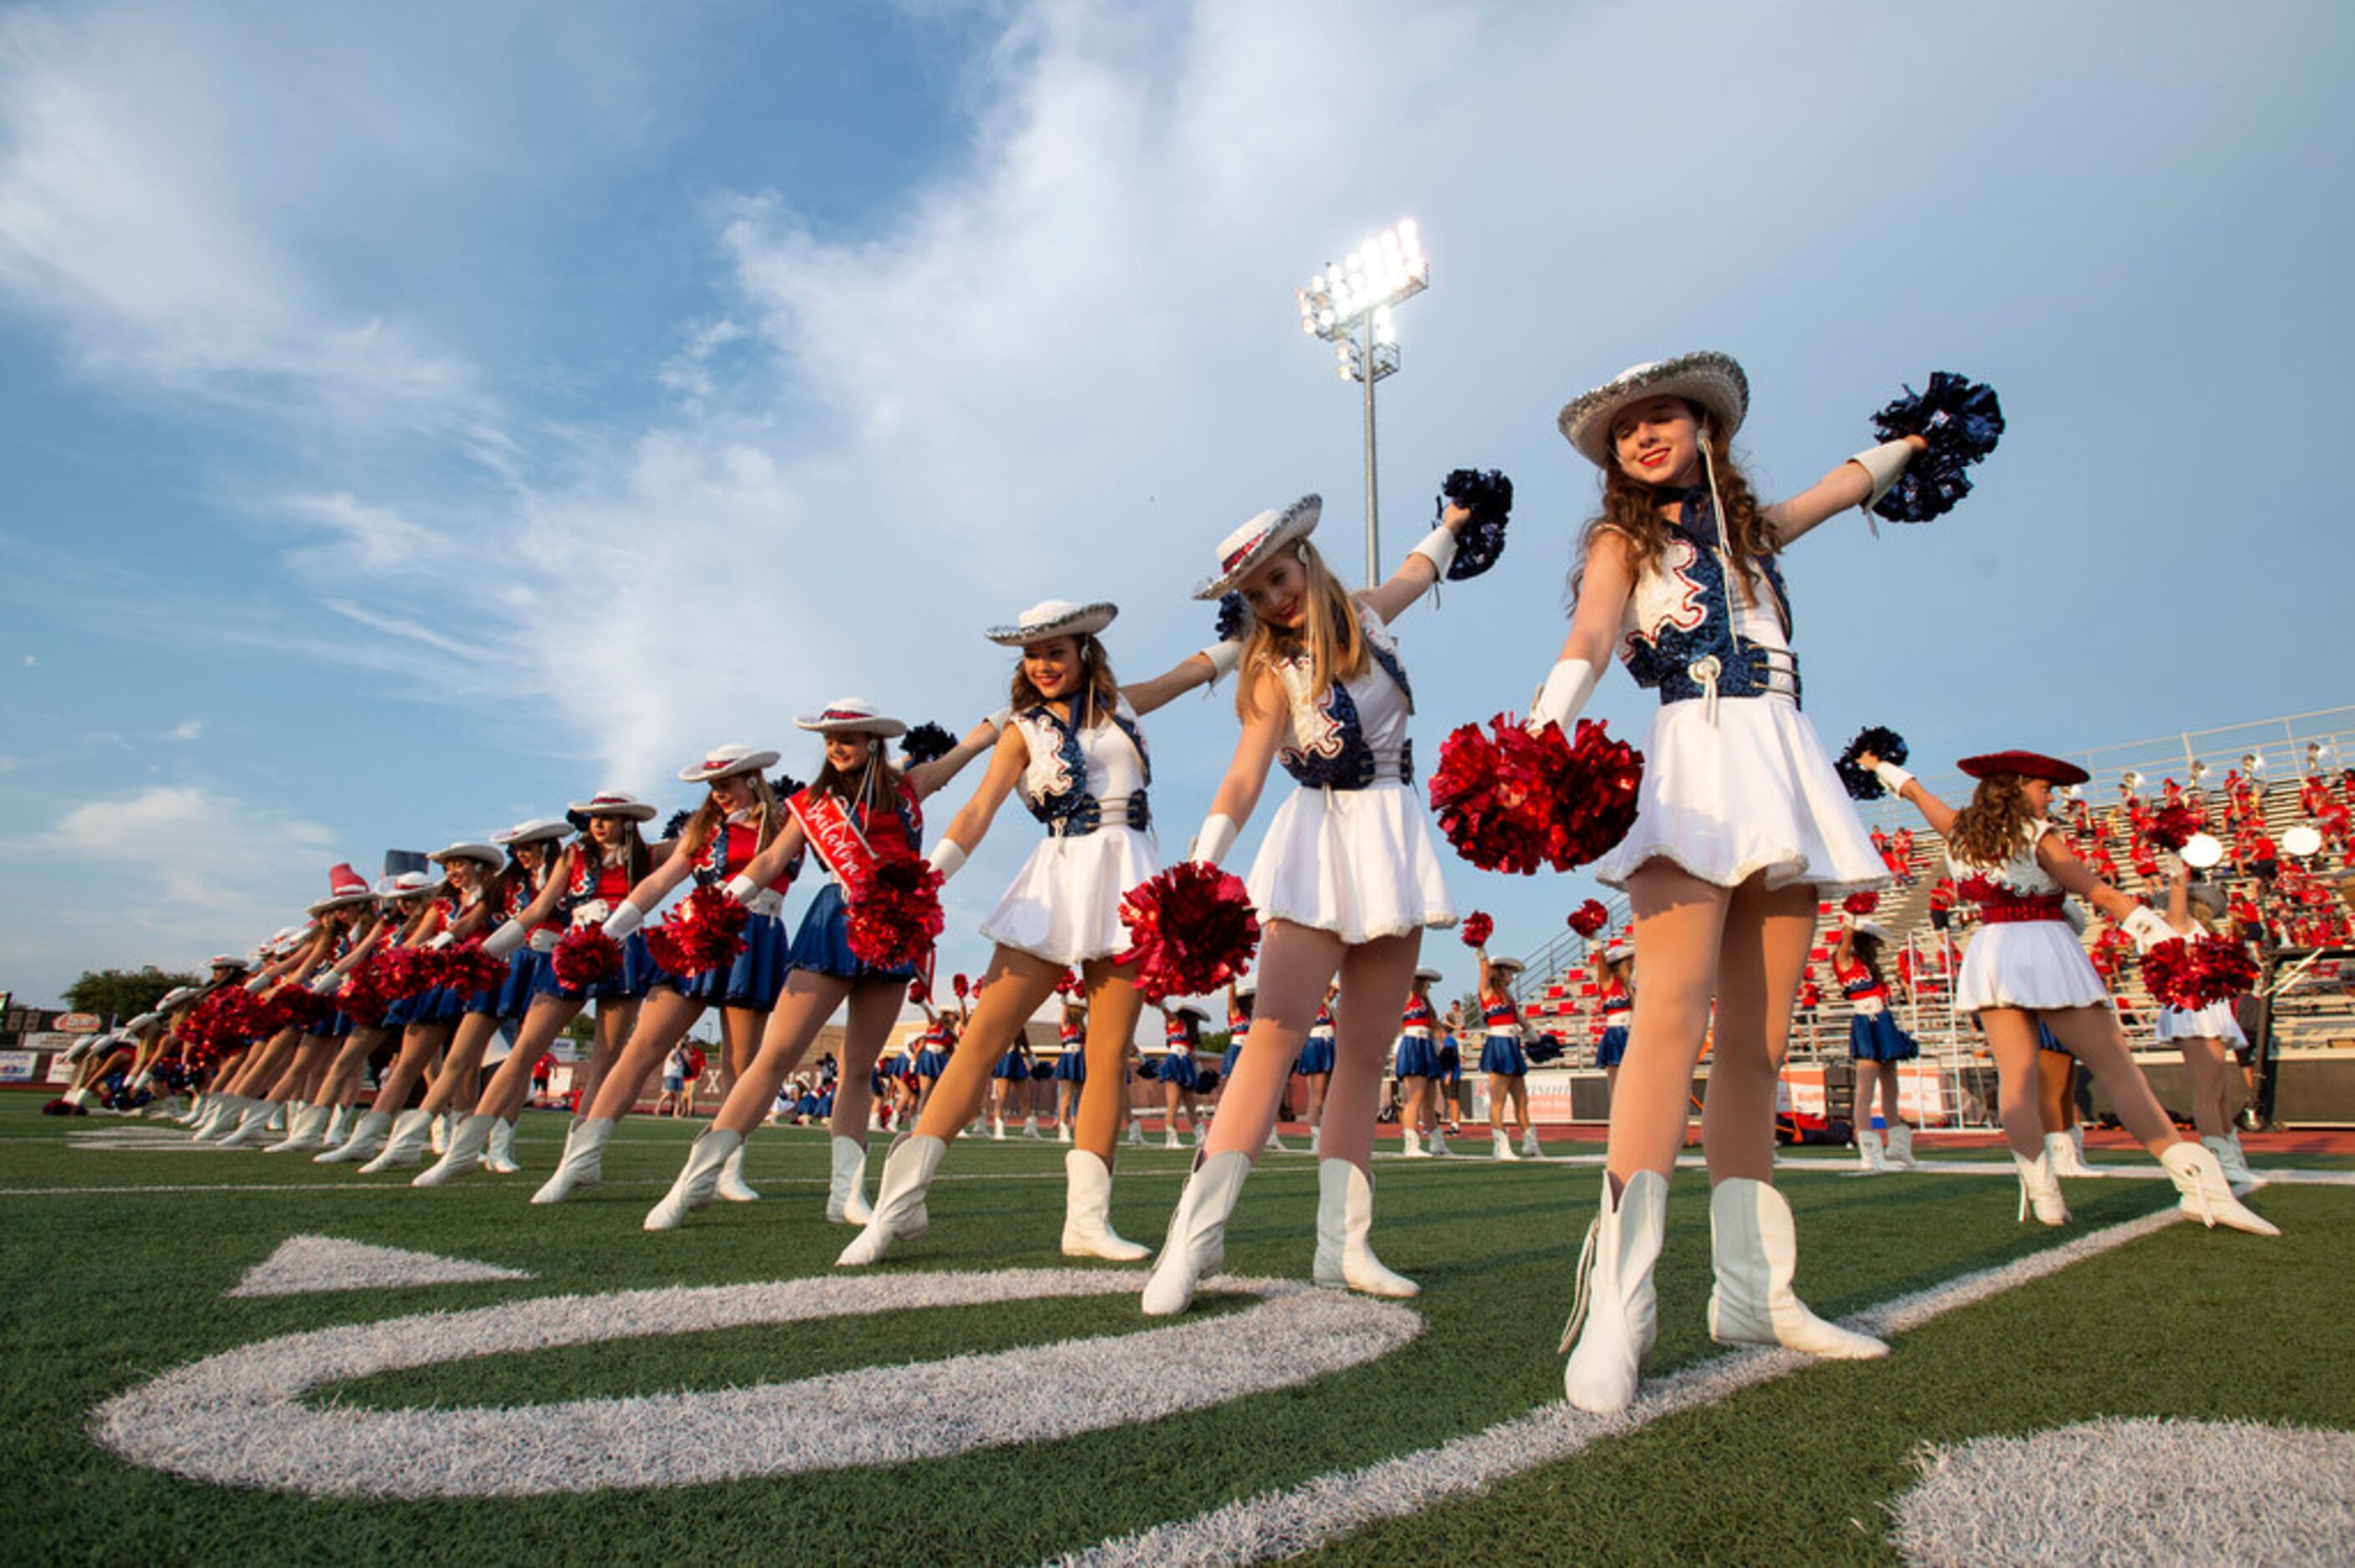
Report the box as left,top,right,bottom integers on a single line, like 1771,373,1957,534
170,719,202,741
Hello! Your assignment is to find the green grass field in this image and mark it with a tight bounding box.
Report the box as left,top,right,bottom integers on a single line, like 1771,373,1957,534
3,1100,2347,1564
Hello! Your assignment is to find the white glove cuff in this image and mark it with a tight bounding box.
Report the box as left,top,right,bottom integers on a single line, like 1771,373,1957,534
482,919,527,959
926,839,968,882
1848,440,1914,509
1528,658,1598,734
602,899,646,940
722,874,759,906
981,706,1013,736
1410,524,1459,580
1199,640,1243,683
1872,761,1916,795
2121,905,2174,953
310,973,342,996
426,932,455,951
1191,813,1239,867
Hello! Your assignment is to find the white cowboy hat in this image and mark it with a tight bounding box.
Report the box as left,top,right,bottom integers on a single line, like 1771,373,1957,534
207,953,245,969
1487,955,1527,974
158,987,198,1009
985,598,1118,647
1601,938,1633,965
1851,919,1892,943
430,841,506,869
493,818,570,847
1194,495,1322,599
1412,966,1444,984
567,791,658,822
793,700,908,739
376,869,443,898
677,743,783,782
1169,1002,1210,1021
1556,352,1749,469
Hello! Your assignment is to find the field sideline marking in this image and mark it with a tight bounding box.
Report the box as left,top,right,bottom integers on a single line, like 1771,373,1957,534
1060,1206,2188,1565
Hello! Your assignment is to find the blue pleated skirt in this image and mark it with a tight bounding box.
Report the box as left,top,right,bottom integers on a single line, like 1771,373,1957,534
910,1049,949,1078
1479,1034,1528,1075
1294,1034,1336,1075
1052,1050,1086,1082
1220,1041,1244,1077
481,949,546,1020
991,1051,1031,1080
1849,1010,1920,1063
651,912,789,1010
1156,1053,1200,1090
1595,1024,1629,1068
1394,1034,1441,1078
787,883,918,984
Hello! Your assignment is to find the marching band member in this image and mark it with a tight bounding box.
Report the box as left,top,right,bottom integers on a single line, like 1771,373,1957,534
1143,493,1466,1316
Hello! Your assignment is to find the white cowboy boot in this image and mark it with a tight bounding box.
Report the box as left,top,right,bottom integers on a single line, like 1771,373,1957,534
1706,1179,1890,1361
1562,1170,1668,1414
1061,1148,1149,1262
2046,1130,2094,1178
715,1137,760,1202
316,1109,392,1164
1057,1120,1074,1144
836,1134,945,1265
1312,1160,1419,1297
2160,1141,2279,1236
1521,1126,1542,1157
1141,1150,1253,1316
644,1128,743,1231
1162,1121,1183,1150
825,1135,874,1223
483,1117,522,1174
1883,1123,1917,1168
1309,1124,1321,1156
1127,1119,1147,1149
1401,1128,1426,1158
2014,1149,2069,1225
992,1116,1007,1141
413,1112,496,1188
1428,1126,1450,1158
2201,1135,2259,1197
1492,1129,1520,1162
263,1103,334,1154
190,1094,246,1139
217,1099,286,1149
321,1104,353,1148
1022,1114,1041,1140
1854,1127,1885,1172
358,1109,435,1173
428,1113,450,1156
1264,1122,1289,1153
530,1117,615,1204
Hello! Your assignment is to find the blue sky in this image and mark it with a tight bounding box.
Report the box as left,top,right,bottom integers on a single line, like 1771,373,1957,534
2,1,2348,1012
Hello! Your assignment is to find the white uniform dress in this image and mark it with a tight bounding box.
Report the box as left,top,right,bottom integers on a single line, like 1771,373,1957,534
1952,821,2112,1012
2155,922,2248,1043
1246,604,1456,943
1593,539,1885,895
979,699,1159,966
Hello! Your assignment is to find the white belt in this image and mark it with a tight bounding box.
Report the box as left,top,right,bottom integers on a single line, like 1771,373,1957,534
1401,1026,1432,1039
1851,996,1886,1016
742,888,784,919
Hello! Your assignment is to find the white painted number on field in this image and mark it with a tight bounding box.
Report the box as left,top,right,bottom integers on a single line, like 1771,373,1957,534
95,1266,1421,1497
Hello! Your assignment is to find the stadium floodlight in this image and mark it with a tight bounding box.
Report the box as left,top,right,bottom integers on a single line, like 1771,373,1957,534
1294,218,1429,583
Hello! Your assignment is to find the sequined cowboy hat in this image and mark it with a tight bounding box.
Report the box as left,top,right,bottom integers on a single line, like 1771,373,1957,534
985,598,1118,646
678,742,784,781
306,862,374,917
1557,352,1749,469
1194,495,1322,599
1957,750,2089,787
793,700,908,740
567,790,658,822
492,818,570,847
1601,938,1633,964
429,841,507,870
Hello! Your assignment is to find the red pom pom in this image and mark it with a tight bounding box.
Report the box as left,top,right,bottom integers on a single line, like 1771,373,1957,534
431,938,509,998
953,972,970,999
1843,891,1880,916
1055,969,1081,997
2145,802,2201,852
176,987,276,1070
1460,911,1495,948
846,857,946,972
1116,862,1262,1004
646,885,752,977
552,927,625,991
2140,934,2258,1009
906,976,930,1006
1567,899,1608,938
372,946,434,1002
1430,715,1643,875
265,986,333,1036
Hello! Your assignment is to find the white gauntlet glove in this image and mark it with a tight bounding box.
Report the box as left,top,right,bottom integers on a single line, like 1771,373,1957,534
925,839,968,883
1410,523,1459,580
426,932,455,951
2120,904,2175,953
1848,439,1914,511
1190,813,1239,867
1198,640,1243,684
309,972,343,996
481,919,527,959
601,899,647,940
1527,658,1598,736
722,874,759,906
1872,760,1916,796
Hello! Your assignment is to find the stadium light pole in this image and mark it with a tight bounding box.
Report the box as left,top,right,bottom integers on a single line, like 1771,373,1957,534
1295,219,1429,584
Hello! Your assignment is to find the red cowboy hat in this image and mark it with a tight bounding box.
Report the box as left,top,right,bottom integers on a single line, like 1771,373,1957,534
1957,750,2089,787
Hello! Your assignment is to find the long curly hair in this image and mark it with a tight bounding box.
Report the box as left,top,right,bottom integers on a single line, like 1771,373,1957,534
1236,540,1366,722
1947,773,2042,868
1574,409,1775,610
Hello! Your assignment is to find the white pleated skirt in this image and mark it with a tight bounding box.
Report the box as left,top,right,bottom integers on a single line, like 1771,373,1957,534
1955,921,2112,1013
980,826,1160,967
1593,695,1886,895
2157,999,2246,1044
1247,780,1457,944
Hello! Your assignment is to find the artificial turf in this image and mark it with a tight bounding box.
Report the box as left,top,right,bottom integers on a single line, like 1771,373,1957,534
2,1100,2343,1564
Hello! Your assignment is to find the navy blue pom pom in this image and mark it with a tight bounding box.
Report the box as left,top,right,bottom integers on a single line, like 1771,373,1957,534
1439,468,1512,580
565,809,592,834
900,722,955,768
660,809,692,842
767,772,807,802
1869,372,2003,524
1835,725,1910,801
1213,591,1248,644
1525,1034,1566,1065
